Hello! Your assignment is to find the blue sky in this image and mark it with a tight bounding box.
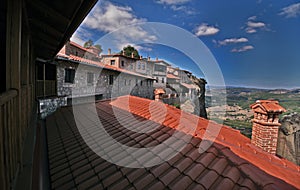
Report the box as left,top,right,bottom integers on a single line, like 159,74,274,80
71,0,300,89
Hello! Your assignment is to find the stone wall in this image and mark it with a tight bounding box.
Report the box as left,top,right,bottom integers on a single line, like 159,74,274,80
56,60,154,102
38,96,67,119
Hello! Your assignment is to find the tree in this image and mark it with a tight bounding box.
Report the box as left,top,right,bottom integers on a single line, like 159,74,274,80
84,39,93,48
121,45,140,59
94,44,103,54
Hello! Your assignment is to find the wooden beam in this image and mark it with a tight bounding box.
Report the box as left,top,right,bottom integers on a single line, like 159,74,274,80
30,18,64,39
27,0,70,26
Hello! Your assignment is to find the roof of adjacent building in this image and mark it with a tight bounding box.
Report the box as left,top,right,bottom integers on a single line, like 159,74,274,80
69,41,99,56
167,73,180,80
56,53,154,80
46,96,300,189
250,100,286,114
181,83,199,89
101,53,140,60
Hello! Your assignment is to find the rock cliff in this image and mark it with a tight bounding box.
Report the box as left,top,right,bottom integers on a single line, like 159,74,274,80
188,75,208,119
277,113,300,165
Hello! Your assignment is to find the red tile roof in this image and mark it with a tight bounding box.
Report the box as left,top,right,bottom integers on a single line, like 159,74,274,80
181,83,198,89
56,53,154,79
45,96,300,189
69,41,97,55
111,96,300,189
167,73,180,79
250,100,286,113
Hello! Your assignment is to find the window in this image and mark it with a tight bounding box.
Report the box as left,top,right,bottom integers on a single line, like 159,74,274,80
138,62,141,69
130,64,133,70
109,75,114,85
75,51,78,56
154,64,166,72
136,79,138,86
110,60,115,65
162,77,165,83
142,63,145,70
156,77,159,83
140,81,143,86
65,68,75,83
87,72,94,84
121,60,125,67
129,79,131,85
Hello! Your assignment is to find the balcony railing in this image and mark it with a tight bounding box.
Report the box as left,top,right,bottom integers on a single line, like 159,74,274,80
36,80,57,97
0,89,20,189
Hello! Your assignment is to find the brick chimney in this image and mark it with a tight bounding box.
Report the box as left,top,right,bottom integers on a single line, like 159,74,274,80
250,100,286,154
154,88,165,101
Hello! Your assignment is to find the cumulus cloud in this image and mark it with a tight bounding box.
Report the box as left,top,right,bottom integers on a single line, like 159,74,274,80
279,3,300,18
244,16,267,34
157,0,190,5
247,21,266,28
194,23,220,36
231,45,254,53
218,37,248,46
75,2,157,50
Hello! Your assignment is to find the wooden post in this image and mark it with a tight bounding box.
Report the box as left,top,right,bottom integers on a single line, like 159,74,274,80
6,0,22,188
43,63,46,97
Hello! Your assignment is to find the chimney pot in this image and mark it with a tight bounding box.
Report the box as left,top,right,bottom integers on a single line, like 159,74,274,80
108,48,111,55
131,52,134,58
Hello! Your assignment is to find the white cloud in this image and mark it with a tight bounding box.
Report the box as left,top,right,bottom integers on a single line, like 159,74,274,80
218,37,248,46
157,0,190,5
245,28,257,34
279,3,300,18
195,24,220,36
231,45,254,53
244,17,267,34
75,2,157,51
170,5,196,15
247,21,265,28
248,16,257,21
70,33,86,46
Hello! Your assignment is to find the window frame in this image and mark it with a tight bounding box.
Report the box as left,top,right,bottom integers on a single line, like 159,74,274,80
65,68,75,83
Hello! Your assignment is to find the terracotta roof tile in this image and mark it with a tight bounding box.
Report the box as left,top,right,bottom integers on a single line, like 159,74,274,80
46,96,299,189
181,82,199,89
167,73,180,79
250,100,286,113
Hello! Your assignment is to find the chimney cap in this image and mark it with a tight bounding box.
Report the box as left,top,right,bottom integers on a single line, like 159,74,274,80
250,99,286,113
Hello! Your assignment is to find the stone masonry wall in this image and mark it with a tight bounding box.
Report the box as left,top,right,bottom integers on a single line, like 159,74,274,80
57,60,154,102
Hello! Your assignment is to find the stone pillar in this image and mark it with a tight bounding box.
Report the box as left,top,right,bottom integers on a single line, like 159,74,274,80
250,100,286,154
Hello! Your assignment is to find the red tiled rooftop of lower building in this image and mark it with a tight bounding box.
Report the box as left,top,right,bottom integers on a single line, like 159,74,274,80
110,95,300,189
